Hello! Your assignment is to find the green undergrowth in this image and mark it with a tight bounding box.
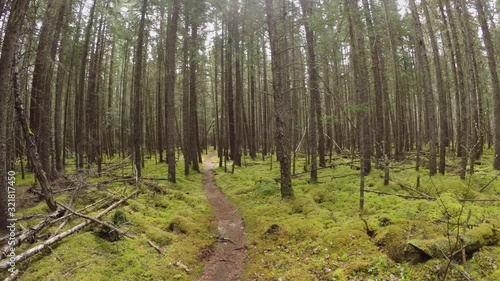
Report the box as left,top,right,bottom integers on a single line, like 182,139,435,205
214,152,500,281
4,155,214,281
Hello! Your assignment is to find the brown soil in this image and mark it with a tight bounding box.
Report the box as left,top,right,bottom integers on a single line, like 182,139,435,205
197,154,247,281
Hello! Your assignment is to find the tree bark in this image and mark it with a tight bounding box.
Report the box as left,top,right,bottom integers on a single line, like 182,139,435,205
422,0,448,175
189,23,200,172
14,51,58,212
0,0,31,235
29,0,61,179
347,0,372,176
476,0,500,170
299,0,322,183
165,0,180,182
76,0,97,169
133,0,148,179
410,0,438,175
265,0,293,198
233,1,242,167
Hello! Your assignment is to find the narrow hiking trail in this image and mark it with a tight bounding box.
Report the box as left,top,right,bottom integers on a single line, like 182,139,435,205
198,154,247,281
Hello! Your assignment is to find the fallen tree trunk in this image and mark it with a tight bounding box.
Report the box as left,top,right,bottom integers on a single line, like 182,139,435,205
0,190,138,270
0,209,64,260
407,236,480,260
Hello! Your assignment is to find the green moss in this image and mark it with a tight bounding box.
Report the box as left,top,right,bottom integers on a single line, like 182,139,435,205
7,150,500,281
214,152,500,280
281,268,316,280
467,224,499,246
167,215,198,234
5,154,215,281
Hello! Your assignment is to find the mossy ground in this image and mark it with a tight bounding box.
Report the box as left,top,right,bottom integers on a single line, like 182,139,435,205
2,155,215,281
214,150,500,281
3,149,499,280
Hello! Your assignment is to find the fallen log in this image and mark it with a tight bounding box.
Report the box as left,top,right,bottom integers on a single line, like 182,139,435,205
407,236,480,260
0,209,65,260
3,269,19,281
0,190,139,270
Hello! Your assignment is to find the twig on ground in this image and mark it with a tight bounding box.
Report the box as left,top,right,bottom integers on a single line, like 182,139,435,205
479,172,500,192
174,260,191,273
215,236,236,244
147,239,163,254
62,259,98,277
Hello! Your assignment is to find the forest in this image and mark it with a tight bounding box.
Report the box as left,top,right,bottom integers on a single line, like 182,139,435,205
0,0,500,280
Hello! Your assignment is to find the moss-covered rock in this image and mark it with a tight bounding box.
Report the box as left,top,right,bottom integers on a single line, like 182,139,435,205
466,224,499,246
167,215,197,234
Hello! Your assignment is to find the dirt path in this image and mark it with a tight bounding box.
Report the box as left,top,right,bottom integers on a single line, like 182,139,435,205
197,153,247,281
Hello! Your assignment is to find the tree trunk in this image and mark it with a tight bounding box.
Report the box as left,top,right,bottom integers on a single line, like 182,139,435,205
14,51,58,212
53,0,71,175
422,0,447,175
299,0,321,183
189,14,200,172
182,14,191,176
233,2,242,167
133,0,148,179
76,0,97,169
476,0,500,169
0,0,31,235
165,0,180,182
362,0,386,162
347,0,372,176
410,0,437,175
29,0,61,180
265,0,293,199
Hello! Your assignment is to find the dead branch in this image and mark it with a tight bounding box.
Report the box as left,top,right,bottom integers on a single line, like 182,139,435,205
479,172,500,192
174,260,191,273
364,189,436,200
12,214,48,222
62,258,99,277
458,198,500,202
57,202,134,239
391,179,433,199
51,197,109,236
331,173,359,179
53,187,78,194
215,236,236,244
0,232,21,244
147,239,163,254
0,190,139,270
